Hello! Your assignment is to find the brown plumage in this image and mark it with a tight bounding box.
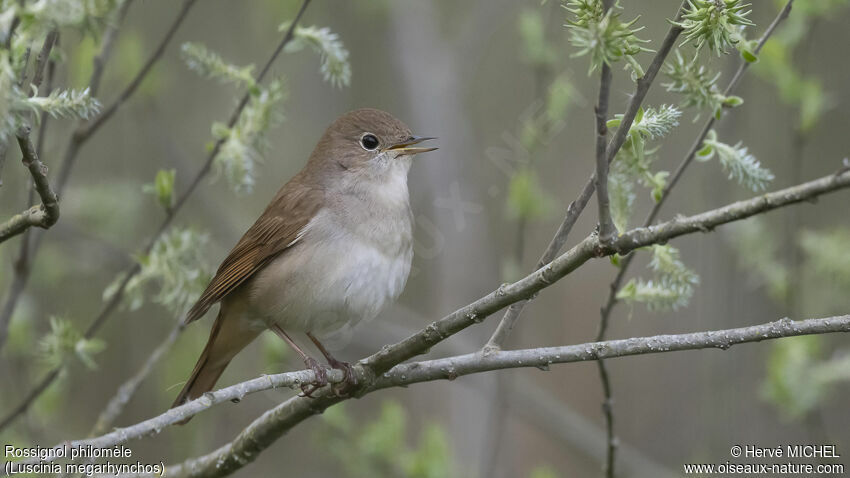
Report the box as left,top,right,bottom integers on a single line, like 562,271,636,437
171,108,436,420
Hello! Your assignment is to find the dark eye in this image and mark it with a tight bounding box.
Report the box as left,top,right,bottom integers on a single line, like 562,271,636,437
360,133,380,151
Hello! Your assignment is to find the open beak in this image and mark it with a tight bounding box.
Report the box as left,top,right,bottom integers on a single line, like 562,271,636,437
385,136,438,156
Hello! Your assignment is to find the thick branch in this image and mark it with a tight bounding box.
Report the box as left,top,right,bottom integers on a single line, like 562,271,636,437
485,1,687,349
371,169,850,378
26,314,849,475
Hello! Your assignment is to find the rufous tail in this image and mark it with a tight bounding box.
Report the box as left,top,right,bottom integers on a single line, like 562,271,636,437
171,310,256,424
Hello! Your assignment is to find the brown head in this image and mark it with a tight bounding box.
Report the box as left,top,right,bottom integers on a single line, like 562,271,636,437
306,108,436,181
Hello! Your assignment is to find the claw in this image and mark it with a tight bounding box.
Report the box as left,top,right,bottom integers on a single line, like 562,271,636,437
327,359,357,397
299,357,328,398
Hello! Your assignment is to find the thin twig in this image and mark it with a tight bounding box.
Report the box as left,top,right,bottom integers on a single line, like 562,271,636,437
594,0,617,245
79,0,186,140
485,1,688,350
594,0,795,397
0,2,138,356
0,128,60,238
90,321,182,436
0,55,55,351
0,0,312,433
591,5,794,474
30,30,58,94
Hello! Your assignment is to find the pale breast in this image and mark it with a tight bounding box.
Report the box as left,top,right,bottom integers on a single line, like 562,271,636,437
245,194,413,338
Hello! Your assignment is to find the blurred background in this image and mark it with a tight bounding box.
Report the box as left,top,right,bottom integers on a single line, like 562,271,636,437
1,0,849,476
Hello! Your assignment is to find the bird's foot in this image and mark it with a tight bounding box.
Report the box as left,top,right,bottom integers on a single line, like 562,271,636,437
327,358,357,397
299,357,328,398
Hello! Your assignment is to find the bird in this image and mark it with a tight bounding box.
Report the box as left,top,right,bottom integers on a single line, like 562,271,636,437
171,108,436,417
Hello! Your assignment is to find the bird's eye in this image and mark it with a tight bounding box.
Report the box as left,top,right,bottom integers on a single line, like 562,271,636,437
360,133,380,151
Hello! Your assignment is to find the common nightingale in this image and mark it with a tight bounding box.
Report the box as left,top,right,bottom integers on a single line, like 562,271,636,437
172,108,436,416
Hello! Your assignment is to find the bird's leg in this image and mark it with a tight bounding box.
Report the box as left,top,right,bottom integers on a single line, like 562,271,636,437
270,324,327,397
307,332,357,396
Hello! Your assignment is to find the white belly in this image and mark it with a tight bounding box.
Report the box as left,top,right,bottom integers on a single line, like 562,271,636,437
245,207,413,339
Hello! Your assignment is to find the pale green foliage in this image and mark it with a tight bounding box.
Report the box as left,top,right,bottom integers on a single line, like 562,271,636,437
564,0,650,76
762,336,850,420
617,245,699,311
697,129,773,191
545,74,578,125
673,0,754,56
142,169,176,211
25,87,101,119
316,401,453,478
726,218,788,301
38,316,106,370
0,50,101,141
518,8,557,68
751,1,850,132
104,228,211,317
213,79,286,195
0,51,18,142
16,0,121,34
664,49,743,118
507,169,554,221
799,228,850,289
609,105,681,203
181,42,256,89
608,169,635,232
284,24,351,88
181,41,287,194
623,104,681,140
519,74,577,152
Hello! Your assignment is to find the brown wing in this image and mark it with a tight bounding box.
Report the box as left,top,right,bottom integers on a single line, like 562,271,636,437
184,181,323,324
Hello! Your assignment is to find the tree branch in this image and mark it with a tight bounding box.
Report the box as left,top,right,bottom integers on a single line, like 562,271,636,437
0,0,312,433
24,314,849,476
484,1,687,350
592,4,795,474
0,0,139,355
594,1,617,245
0,128,60,244
21,163,850,466
78,0,189,141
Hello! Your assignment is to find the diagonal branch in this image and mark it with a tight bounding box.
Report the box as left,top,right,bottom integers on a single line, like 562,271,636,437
23,314,850,475
485,1,687,350
593,3,794,475
21,167,850,472
0,0,313,433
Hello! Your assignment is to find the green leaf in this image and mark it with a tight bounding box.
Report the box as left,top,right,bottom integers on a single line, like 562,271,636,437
181,42,256,89
696,144,714,161
702,130,774,191
616,245,699,311
739,48,758,63
142,169,176,211
723,95,744,107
